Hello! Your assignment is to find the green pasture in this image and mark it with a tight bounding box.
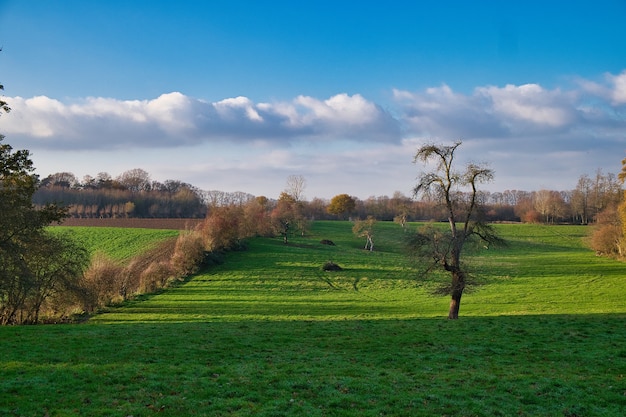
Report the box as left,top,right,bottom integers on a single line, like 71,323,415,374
2,222,625,416
49,226,179,262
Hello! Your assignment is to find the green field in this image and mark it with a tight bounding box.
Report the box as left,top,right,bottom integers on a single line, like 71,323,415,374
50,226,180,262
1,222,625,416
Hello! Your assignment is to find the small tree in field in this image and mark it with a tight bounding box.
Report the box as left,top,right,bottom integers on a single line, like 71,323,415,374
271,192,302,244
408,141,503,319
353,216,376,251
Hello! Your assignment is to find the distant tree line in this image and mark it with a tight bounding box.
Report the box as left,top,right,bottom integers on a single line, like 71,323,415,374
34,168,621,225
33,170,254,219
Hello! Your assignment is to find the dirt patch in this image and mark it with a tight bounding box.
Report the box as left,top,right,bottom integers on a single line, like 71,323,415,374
54,218,204,230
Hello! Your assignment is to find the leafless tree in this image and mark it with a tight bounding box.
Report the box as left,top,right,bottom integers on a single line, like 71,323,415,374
285,174,307,202
408,141,504,319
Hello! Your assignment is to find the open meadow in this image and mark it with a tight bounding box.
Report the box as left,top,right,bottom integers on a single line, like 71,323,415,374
1,221,625,416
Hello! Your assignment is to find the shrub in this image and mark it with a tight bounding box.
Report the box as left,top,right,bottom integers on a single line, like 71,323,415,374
139,261,173,293
171,231,205,278
201,206,243,251
590,205,624,257
322,261,342,271
521,209,541,223
79,253,124,311
591,224,621,256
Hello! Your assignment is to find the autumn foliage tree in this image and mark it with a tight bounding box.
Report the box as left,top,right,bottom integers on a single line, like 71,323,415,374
353,216,376,251
270,192,306,244
327,194,356,219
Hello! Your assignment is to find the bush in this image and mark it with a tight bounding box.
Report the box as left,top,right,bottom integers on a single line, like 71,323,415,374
590,205,624,257
79,253,125,311
171,231,205,278
201,206,243,251
591,223,622,256
139,261,173,293
322,261,342,271
521,209,541,223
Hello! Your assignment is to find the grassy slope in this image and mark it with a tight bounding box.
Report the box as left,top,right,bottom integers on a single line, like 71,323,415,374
2,222,625,416
50,226,180,262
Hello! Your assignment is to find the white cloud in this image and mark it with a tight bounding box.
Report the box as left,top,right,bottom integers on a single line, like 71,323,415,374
608,70,626,105
215,96,264,122
2,92,401,150
477,84,575,127
394,82,582,141
578,69,626,106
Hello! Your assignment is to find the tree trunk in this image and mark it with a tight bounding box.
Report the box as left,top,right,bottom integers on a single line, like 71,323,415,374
448,289,462,319
447,269,464,319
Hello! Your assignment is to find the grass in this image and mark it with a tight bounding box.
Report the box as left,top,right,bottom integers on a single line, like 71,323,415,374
2,221,625,416
49,226,180,262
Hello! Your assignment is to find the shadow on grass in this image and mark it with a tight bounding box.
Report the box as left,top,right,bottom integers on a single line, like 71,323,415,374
1,314,624,416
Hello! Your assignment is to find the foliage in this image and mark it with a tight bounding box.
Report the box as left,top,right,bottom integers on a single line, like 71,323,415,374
78,252,125,312
34,177,207,218
47,227,199,314
327,193,356,218
0,133,89,324
352,216,376,251
201,206,245,251
590,158,626,258
0,231,89,324
0,57,9,113
589,205,623,257
170,230,205,276
270,192,308,243
77,233,205,312
284,174,306,202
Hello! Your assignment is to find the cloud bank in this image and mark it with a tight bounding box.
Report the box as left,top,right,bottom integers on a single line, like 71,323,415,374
3,92,401,150
1,70,625,196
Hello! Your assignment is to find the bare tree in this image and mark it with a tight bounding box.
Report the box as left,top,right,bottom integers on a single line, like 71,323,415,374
285,174,307,202
116,168,151,192
408,141,504,319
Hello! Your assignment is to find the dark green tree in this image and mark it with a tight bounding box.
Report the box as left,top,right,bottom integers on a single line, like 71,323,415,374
0,77,88,324
408,141,504,319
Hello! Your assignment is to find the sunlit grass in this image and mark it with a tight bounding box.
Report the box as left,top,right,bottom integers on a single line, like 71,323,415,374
90,221,625,322
2,221,625,416
50,226,179,262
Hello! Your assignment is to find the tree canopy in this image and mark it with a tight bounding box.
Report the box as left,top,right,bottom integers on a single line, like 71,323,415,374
327,194,356,219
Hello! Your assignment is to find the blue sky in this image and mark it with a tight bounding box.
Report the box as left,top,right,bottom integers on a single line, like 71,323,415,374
1,0,625,199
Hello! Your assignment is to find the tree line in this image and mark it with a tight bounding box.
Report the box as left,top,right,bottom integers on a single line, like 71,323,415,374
34,169,621,226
